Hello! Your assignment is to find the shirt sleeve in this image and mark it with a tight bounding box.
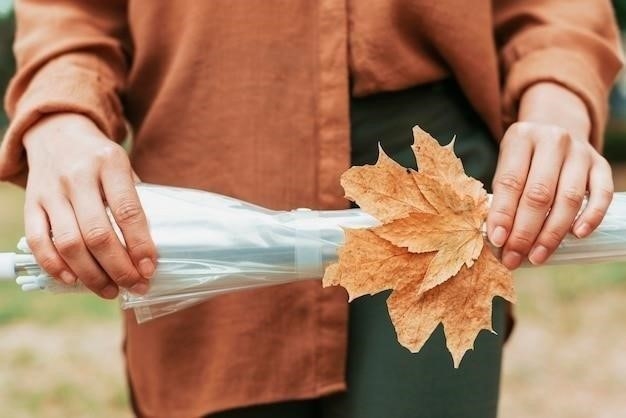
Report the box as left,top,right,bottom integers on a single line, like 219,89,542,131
0,0,129,182
494,0,624,149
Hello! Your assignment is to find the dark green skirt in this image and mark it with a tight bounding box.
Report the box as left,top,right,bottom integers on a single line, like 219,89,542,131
209,80,509,418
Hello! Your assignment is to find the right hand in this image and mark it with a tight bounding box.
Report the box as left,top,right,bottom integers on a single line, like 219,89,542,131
23,113,157,299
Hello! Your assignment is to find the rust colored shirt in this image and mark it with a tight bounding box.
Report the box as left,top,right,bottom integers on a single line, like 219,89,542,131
1,1,622,417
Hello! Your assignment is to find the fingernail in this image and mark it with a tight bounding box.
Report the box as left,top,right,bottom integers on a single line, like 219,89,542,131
529,245,548,265
138,258,155,279
130,282,150,295
59,271,76,285
502,251,522,270
102,285,119,299
574,222,590,238
491,226,507,248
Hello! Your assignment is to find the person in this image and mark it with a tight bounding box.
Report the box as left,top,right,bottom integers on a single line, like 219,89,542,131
0,1,622,417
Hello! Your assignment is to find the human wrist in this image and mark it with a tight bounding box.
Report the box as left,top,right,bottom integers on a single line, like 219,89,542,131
517,82,591,143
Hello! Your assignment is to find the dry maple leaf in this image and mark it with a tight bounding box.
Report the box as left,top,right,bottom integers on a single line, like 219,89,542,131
364,127,488,293
386,246,515,368
322,125,516,367
411,126,486,207
323,228,431,301
373,210,484,293
340,144,436,223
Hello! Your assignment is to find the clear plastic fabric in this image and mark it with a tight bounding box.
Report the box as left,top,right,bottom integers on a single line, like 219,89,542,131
4,184,626,323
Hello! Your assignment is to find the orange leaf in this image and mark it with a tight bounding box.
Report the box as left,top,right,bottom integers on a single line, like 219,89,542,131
387,246,515,367
322,125,516,367
373,210,484,293
323,228,430,301
340,145,435,223
411,126,486,207
369,131,489,292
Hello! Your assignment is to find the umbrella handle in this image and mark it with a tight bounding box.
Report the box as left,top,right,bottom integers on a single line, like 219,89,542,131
0,252,16,281
0,252,39,282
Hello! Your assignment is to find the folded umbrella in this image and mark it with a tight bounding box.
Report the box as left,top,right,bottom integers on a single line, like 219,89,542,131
1,184,625,323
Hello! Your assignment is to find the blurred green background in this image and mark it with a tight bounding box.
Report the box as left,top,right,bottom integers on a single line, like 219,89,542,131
0,2,625,418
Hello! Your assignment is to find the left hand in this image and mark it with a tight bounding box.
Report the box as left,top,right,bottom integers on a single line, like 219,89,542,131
487,82,614,269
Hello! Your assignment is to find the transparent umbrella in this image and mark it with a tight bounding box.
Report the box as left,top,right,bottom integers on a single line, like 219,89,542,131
1,184,625,323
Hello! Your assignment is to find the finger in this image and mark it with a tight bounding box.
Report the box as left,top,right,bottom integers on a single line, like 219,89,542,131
573,157,614,237
44,198,118,299
488,132,532,248
503,141,565,269
68,177,148,294
101,161,157,280
528,154,589,265
24,203,74,284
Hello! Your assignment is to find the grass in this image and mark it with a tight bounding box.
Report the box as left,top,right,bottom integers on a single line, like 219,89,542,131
0,282,121,325
0,181,23,250
515,263,626,308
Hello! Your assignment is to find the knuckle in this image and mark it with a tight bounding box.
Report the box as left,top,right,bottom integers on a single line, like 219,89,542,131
503,123,528,144
508,229,535,252
74,269,109,290
493,172,524,194
561,189,584,209
95,286,118,299
598,186,614,202
549,127,570,146
81,276,110,293
59,164,90,188
523,183,553,209
26,234,46,252
112,270,139,287
97,145,126,164
508,122,530,137
570,139,590,154
53,232,83,254
490,206,515,225
539,229,564,250
127,237,154,255
596,156,612,171
83,226,115,249
584,206,607,226
113,199,143,225
38,254,63,275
